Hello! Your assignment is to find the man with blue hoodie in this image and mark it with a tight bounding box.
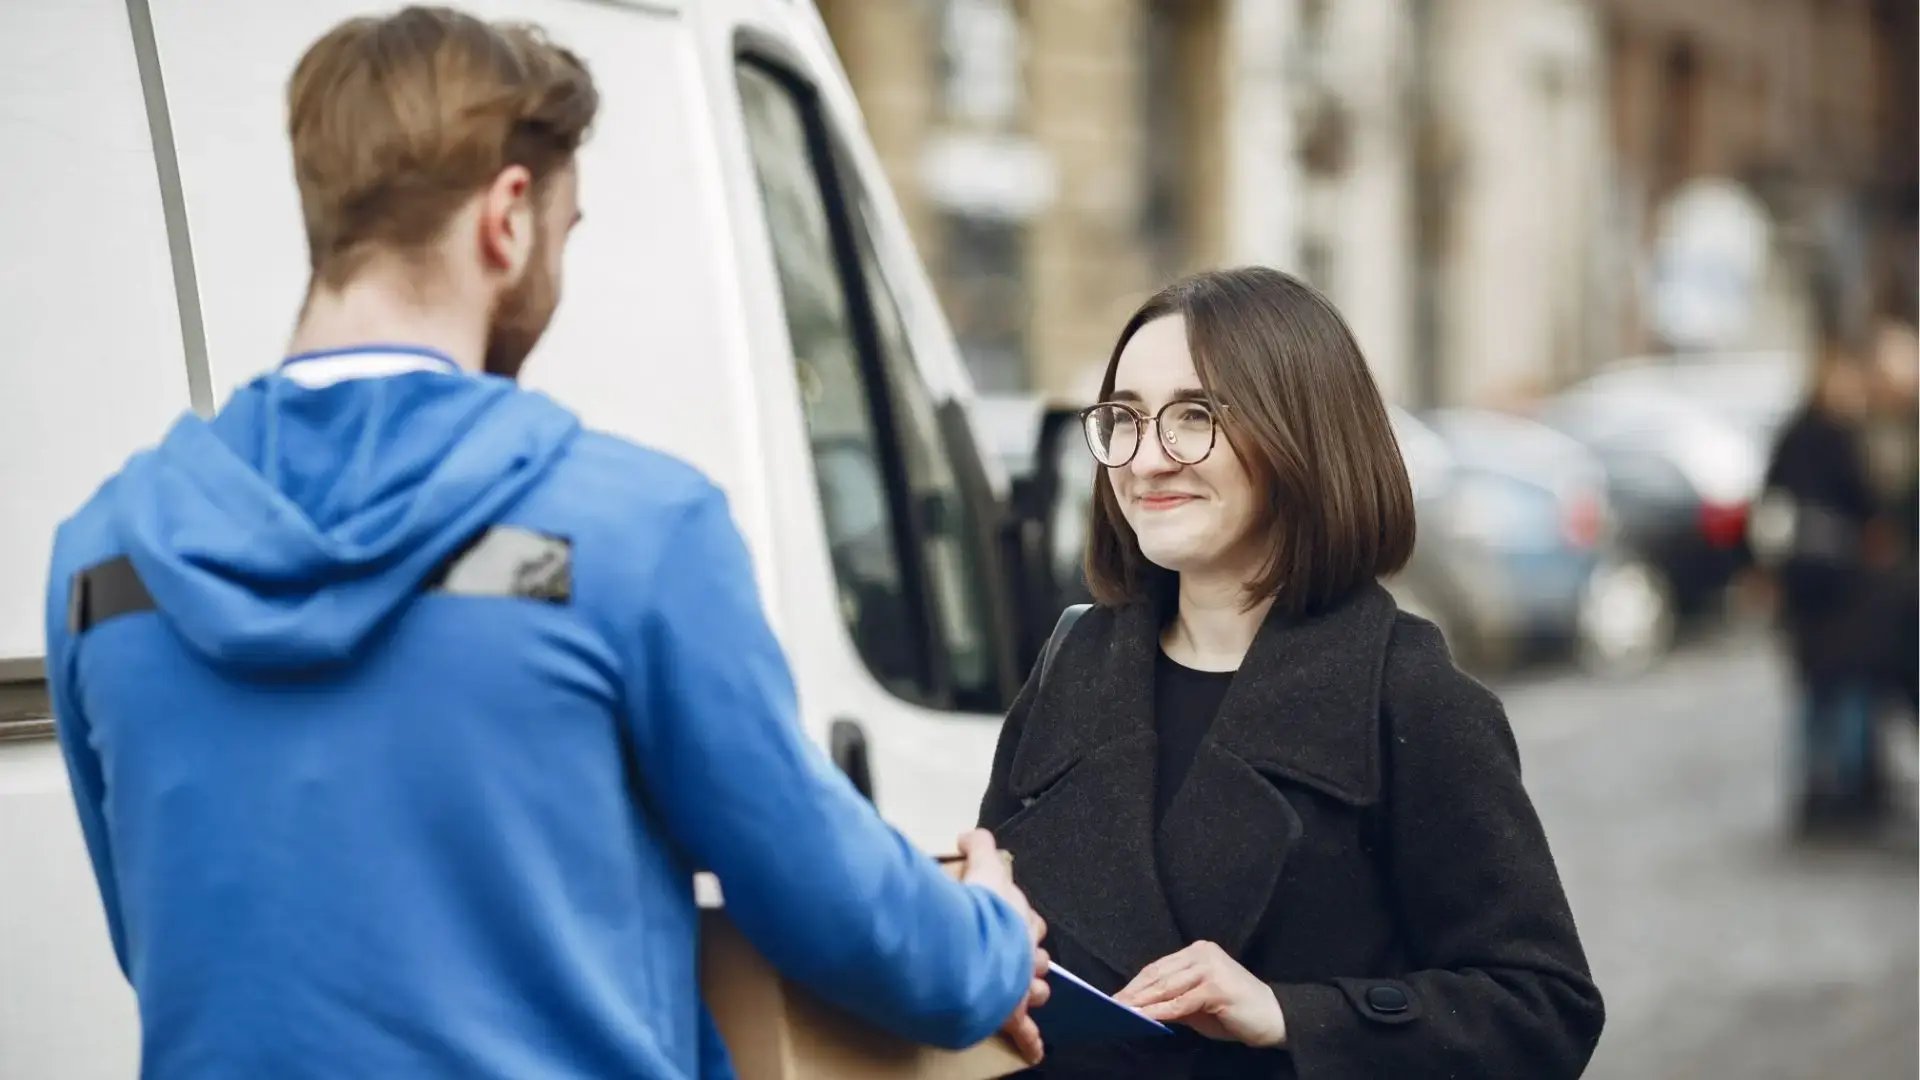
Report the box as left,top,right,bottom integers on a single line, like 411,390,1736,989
44,9,1045,1079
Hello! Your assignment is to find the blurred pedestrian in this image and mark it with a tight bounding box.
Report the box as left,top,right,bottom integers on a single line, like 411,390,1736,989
978,268,1604,1078
1864,318,1919,715
1753,331,1894,829
41,9,1045,1078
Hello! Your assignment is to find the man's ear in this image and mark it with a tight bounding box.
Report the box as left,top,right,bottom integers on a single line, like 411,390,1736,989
479,164,536,281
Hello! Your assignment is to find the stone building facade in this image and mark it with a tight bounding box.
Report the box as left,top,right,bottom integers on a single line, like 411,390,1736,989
817,0,1914,406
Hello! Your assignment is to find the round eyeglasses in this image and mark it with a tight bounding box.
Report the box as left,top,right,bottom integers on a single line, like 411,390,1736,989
1080,400,1227,467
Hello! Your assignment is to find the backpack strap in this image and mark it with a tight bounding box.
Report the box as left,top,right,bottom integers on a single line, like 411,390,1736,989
67,526,574,635
66,556,154,635
1034,603,1092,693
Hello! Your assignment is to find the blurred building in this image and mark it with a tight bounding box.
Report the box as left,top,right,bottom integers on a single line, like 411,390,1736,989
1412,0,1611,406
1592,0,1918,346
1287,0,1421,404
1417,0,1916,401
816,0,1915,407
817,0,1301,401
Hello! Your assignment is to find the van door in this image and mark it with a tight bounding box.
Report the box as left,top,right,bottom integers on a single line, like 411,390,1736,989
0,2,190,1076
728,45,1020,852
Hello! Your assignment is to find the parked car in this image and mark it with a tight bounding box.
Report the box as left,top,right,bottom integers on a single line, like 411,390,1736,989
1384,405,1481,659
1589,352,1803,447
1536,361,1774,614
971,393,1050,501
1423,409,1675,673
980,400,1098,670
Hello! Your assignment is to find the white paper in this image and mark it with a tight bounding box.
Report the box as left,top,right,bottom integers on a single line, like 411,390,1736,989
1047,960,1173,1031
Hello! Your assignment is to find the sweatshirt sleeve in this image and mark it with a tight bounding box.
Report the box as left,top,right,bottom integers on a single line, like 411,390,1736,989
621,483,1029,1049
45,541,131,976
1269,621,1604,1078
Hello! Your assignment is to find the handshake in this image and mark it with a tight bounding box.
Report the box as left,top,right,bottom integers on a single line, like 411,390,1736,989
955,828,1052,1065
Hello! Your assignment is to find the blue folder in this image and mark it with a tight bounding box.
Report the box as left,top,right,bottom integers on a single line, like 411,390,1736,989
1032,962,1174,1048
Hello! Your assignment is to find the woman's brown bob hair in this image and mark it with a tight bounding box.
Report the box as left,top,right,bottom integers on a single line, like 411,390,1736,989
1085,266,1416,616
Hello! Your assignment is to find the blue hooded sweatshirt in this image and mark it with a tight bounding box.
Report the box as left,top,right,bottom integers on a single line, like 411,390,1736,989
44,348,1031,1079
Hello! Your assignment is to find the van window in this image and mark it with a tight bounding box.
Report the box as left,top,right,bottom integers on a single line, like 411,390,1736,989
737,58,1015,711
846,191,1000,710
737,63,930,702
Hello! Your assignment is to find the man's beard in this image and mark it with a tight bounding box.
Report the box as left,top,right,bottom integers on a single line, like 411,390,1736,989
483,232,558,382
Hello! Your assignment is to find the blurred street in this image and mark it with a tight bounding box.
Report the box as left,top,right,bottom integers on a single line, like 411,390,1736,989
1503,624,1918,1080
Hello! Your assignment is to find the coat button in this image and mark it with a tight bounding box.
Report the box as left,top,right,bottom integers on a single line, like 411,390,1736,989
1365,985,1410,1014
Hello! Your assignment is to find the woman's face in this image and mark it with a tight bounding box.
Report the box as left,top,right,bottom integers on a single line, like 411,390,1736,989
1818,355,1873,420
1105,315,1264,584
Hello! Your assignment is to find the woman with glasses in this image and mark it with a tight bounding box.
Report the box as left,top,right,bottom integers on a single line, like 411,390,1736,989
978,268,1602,1078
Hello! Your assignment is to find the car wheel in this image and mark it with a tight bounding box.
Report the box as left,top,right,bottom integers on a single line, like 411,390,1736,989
1576,558,1676,676
1391,580,1500,673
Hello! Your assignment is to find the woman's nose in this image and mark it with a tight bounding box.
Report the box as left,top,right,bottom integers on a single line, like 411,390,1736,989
1128,421,1181,477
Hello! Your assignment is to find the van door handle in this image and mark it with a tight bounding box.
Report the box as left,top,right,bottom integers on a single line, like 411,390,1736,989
829,718,876,803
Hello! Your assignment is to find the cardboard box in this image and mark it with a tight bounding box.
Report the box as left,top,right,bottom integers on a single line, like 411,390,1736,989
699,862,1030,1080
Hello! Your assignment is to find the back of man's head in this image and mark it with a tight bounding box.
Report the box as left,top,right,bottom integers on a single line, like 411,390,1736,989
288,6,598,290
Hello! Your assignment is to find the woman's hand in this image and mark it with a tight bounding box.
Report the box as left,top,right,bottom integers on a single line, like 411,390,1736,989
1115,941,1287,1048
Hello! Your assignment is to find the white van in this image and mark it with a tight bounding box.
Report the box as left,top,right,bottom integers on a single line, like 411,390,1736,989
0,2,1039,1074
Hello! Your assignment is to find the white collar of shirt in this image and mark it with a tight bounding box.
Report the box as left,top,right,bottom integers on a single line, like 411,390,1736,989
278,346,465,388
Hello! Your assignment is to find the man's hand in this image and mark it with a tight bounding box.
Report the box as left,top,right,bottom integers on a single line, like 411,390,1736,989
958,829,1050,1064
1115,940,1287,1048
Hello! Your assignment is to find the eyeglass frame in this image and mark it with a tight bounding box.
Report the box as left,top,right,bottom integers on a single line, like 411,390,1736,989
1078,399,1232,468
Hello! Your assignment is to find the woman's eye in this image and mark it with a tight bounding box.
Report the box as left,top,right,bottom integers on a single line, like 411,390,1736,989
1171,404,1212,429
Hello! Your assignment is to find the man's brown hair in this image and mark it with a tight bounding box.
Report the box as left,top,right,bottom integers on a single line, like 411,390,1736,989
1085,267,1417,616
288,6,598,287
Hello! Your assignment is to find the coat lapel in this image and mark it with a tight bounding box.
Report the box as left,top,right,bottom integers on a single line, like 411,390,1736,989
995,602,1186,982
996,584,1401,979
1155,583,1398,957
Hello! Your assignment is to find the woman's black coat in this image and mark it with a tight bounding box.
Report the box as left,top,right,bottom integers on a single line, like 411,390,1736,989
978,584,1604,1078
